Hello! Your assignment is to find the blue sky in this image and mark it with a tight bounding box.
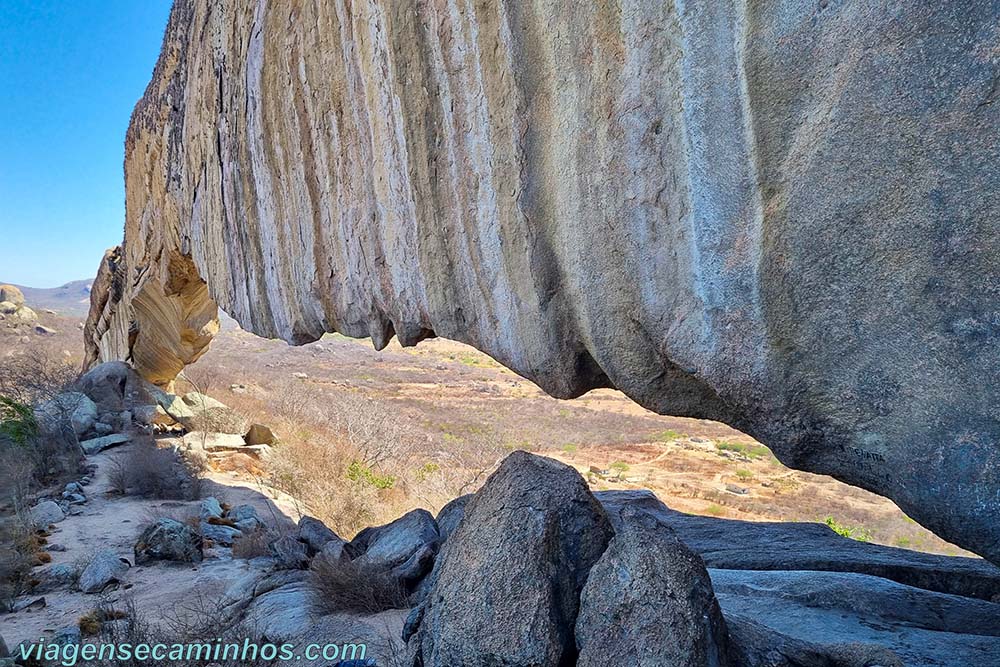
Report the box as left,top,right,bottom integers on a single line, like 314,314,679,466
0,0,172,287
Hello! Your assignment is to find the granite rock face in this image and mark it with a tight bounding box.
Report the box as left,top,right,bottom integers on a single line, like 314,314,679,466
85,0,1000,563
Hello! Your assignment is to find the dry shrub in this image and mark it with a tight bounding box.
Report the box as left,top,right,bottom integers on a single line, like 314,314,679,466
308,553,408,615
0,348,76,406
231,530,272,560
0,511,40,611
108,441,204,500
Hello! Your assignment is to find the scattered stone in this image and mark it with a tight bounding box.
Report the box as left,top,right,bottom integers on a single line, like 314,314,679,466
52,626,82,646
297,516,340,554
33,325,57,335
135,518,204,564
576,508,733,666
269,535,310,570
63,493,87,505
201,522,242,547
29,501,65,529
407,452,613,665
64,482,84,495
200,497,224,520
79,433,130,455
229,504,263,533
93,422,114,436
244,423,276,446
46,544,67,552
78,550,129,593
292,372,308,379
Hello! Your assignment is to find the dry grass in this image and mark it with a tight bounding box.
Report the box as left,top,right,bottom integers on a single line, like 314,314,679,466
107,440,204,500
0,510,42,611
231,530,272,560
308,553,408,614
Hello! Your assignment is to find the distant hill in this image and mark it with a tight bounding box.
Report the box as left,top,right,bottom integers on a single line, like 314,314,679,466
4,279,93,317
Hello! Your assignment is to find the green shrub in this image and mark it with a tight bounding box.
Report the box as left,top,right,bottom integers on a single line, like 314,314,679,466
824,516,872,542
346,461,396,489
609,461,630,475
561,444,578,455
655,430,683,442
0,396,37,446
735,468,753,482
716,441,771,460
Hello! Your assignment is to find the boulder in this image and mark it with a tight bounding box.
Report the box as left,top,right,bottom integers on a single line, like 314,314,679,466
0,301,17,315
33,325,56,335
350,509,440,570
725,616,903,667
34,392,98,437
79,433,130,456
269,535,310,570
76,361,152,413
132,404,176,427
407,452,613,666
297,516,340,554
33,564,78,593
244,423,276,446
51,626,81,647
594,490,1000,602
575,508,733,666
435,494,471,543
13,306,36,323
319,538,349,563
182,431,247,451
135,518,204,564
146,386,196,424
0,285,24,306
29,500,65,528
78,550,129,593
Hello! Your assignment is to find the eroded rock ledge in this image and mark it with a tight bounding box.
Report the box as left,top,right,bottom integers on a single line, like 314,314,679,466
86,0,1000,563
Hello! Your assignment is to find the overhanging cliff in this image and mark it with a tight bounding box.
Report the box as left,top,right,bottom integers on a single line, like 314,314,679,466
86,0,1000,563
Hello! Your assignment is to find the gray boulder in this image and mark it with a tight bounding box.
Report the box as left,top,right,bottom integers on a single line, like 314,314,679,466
713,570,1000,667
594,490,1000,602
435,494,471,543
51,626,82,647
725,616,903,667
76,361,152,413
230,504,263,533
319,538,349,563
78,550,129,593
407,451,613,666
269,535,310,570
297,516,340,554
134,518,203,564
29,500,65,529
576,508,733,667
79,433,130,455
350,509,440,570
33,564,79,593
34,392,98,437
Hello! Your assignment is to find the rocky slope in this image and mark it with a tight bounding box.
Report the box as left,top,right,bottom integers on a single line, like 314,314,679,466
85,0,1000,564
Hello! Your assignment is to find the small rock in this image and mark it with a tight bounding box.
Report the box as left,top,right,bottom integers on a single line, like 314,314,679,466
12,597,45,612
62,493,86,505
200,522,242,547
29,501,65,529
229,505,263,533
725,484,749,495
93,422,115,436
244,423,276,446
269,535,310,569
78,550,130,593
63,482,84,495
200,497,224,520
67,505,85,516
135,518,204,564
46,544,67,552
33,325,57,335
350,509,440,570
79,433,130,455
51,626,81,646
292,372,308,379
318,538,349,563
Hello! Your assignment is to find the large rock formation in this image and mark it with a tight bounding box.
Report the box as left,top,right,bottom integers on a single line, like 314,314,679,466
85,0,1000,563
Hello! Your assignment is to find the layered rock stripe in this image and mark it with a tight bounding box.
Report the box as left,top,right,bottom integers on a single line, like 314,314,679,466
85,1,1000,563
